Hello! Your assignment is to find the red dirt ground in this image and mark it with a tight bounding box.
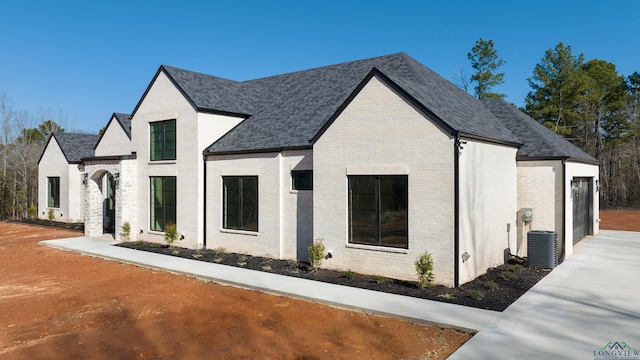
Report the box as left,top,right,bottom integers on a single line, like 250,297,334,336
599,210,640,231
0,222,470,359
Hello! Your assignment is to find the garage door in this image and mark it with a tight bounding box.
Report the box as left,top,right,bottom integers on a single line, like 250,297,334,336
572,177,593,244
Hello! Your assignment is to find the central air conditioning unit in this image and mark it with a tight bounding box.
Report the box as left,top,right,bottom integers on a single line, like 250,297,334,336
527,231,558,269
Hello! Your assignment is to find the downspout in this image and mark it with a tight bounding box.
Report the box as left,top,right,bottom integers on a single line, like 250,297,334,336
454,132,461,288
202,153,207,249
560,159,566,263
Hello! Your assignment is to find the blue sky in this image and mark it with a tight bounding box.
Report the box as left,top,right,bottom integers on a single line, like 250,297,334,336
1,0,639,133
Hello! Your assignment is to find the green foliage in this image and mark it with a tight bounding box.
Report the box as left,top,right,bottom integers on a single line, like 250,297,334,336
484,280,499,290
342,270,356,279
414,251,435,289
500,271,515,281
47,208,55,221
262,265,272,272
307,239,326,271
510,264,525,273
466,290,485,301
120,221,131,242
468,38,506,99
438,292,455,300
372,275,386,284
164,223,178,247
27,205,37,220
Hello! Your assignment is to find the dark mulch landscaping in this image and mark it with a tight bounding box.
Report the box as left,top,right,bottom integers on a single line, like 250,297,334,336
117,241,549,312
11,219,84,231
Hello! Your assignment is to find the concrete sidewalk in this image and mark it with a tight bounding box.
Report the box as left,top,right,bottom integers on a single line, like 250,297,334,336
41,236,499,332
42,230,640,359
449,230,640,359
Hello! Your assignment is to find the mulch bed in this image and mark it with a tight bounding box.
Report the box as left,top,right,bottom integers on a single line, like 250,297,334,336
117,241,549,311
11,219,84,231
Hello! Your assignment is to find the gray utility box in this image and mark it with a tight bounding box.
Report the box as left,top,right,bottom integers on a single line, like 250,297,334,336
527,231,558,269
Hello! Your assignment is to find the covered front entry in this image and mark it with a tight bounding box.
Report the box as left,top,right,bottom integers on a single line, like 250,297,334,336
572,177,593,244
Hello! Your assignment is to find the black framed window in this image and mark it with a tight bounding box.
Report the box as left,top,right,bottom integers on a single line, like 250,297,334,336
47,177,60,208
223,176,258,231
150,177,176,231
348,175,408,248
150,119,176,161
291,170,313,190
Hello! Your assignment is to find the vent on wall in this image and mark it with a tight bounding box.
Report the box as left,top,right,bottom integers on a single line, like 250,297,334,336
527,231,558,269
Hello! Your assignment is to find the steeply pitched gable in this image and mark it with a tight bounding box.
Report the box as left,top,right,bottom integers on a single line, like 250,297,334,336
113,113,132,139
481,98,597,164
43,132,100,164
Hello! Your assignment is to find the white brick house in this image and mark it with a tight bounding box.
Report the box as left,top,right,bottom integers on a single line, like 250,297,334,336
38,53,599,287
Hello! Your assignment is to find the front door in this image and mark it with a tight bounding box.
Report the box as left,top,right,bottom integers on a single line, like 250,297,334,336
104,173,116,234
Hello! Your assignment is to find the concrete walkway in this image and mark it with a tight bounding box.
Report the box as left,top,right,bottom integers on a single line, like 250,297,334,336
40,236,499,332
449,230,640,359
41,230,640,359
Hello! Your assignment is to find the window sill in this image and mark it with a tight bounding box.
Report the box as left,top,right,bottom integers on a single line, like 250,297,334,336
148,230,165,236
220,228,259,236
148,160,176,165
345,243,408,254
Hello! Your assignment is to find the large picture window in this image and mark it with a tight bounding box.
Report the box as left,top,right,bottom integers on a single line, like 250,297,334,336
348,176,408,248
223,176,258,232
150,177,176,231
150,119,176,161
47,177,60,208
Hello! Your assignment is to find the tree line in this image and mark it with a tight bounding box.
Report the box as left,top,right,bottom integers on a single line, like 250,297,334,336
0,41,638,221
465,39,639,208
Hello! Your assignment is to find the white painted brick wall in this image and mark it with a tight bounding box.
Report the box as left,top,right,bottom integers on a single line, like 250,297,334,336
313,76,456,286
458,141,518,284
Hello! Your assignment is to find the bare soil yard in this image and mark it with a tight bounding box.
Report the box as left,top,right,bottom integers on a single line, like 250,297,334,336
0,222,469,359
599,209,640,231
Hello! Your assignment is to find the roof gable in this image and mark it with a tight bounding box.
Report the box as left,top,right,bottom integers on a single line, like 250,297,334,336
44,132,100,164
481,98,597,164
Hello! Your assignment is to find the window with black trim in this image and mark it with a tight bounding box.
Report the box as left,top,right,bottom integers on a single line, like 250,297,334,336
150,119,176,161
150,177,176,231
47,177,60,208
291,170,313,190
223,176,258,232
348,175,408,248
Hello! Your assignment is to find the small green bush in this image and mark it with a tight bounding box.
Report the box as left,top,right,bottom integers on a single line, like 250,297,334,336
164,223,178,247
466,290,485,300
438,292,455,300
262,265,272,272
343,269,356,279
307,239,326,272
484,280,499,290
500,271,515,281
372,275,386,284
415,251,435,289
47,208,55,221
120,221,131,242
27,205,37,220
510,264,525,273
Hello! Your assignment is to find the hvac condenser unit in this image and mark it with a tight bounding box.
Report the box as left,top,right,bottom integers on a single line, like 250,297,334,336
527,231,558,269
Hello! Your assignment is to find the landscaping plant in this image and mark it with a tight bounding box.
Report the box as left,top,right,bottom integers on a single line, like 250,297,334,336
307,239,326,271
120,221,131,242
164,223,178,247
47,208,55,221
414,251,435,289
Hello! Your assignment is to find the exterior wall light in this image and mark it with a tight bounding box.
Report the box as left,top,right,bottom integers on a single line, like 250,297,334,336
462,252,470,262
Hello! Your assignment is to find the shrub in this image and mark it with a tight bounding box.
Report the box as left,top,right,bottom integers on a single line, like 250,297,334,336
372,275,386,284
484,280,499,290
438,292,455,300
27,205,37,220
307,239,326,272
510,264,525,273
120,221,131,242
47,208,55,221
500,271,514,281
343,269,356,279
466,290,485,300
164,223,178,247
414,251,435,289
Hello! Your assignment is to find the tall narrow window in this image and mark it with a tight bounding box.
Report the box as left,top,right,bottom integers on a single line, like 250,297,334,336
223,176,258,231
150,177,176,231
349,176,408,248
150,119,176,161
47,177,60,208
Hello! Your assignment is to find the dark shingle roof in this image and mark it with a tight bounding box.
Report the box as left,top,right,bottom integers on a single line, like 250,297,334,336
159,53,519,154
481,98,597,164
113,113,132,138
52,132,100,163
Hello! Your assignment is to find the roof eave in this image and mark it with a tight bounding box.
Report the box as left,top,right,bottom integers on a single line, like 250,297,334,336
204,145,312,157
459,132,522,148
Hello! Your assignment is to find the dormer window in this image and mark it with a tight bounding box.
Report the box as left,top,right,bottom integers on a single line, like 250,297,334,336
150,119,176,161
